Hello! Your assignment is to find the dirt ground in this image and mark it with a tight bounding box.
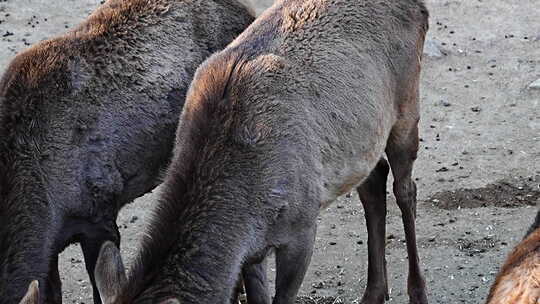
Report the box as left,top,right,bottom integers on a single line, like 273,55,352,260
0,0,539,303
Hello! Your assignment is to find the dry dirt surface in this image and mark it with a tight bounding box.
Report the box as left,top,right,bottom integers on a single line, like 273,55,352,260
0,0,538,303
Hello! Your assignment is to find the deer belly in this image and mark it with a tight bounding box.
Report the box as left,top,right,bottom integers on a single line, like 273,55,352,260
319,164,372,210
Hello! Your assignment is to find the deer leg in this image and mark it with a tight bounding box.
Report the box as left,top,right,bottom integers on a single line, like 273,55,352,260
81,223,120,304
243,259,271,304
386,124,428,304
230,276,244,304
45,256,62,304
273,229,315,304
357,158,390,304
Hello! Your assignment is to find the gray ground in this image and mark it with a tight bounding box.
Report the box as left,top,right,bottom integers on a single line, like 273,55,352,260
0,0,539,303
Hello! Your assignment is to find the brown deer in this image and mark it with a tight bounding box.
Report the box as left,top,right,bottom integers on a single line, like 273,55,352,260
486,210,540,304
93,0,430,303
0,0,254,303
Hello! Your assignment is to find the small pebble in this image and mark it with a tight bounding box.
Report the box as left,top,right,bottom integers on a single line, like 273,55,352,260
423,39,444,58
437,100,452,107
528,78,540,90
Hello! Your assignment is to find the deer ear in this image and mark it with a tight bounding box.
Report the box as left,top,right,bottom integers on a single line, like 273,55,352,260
95,241,127,304
19,280,39,304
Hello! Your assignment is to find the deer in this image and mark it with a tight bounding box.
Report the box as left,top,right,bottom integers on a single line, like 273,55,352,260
0,0,254,303
90,0,430,303
485,210,540,304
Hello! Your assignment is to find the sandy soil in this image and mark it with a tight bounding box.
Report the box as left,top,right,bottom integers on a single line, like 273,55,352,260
0,0,538,303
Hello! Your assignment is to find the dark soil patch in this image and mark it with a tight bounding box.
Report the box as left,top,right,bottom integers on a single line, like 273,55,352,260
294,297,343,304
241,296,343,304
456,237,498,256
427,180,539,210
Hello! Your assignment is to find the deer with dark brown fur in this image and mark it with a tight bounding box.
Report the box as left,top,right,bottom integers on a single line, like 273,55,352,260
0,1,254,303
485,210,540,304
94,0,430,303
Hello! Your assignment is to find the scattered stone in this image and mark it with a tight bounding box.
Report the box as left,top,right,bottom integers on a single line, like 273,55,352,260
528,78,540,90
293,296,344,304
2,30,13,37
423,39,444,58
437,100,452,107
471,106,481,112
130,215,138,223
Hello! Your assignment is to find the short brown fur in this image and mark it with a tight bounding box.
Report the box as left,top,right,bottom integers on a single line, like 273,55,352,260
486,213,540,304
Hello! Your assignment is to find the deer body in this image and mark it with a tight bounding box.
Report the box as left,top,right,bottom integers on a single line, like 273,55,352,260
96,0,429,303
0,0,254,303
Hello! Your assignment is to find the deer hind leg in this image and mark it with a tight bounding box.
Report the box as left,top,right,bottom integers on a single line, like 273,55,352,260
230,276,243,304
243,259,271,304
230,262,270,304
46,256,62,304
80,222,121,304
357,158,390,304
273,228,316,304
386,116,428,304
